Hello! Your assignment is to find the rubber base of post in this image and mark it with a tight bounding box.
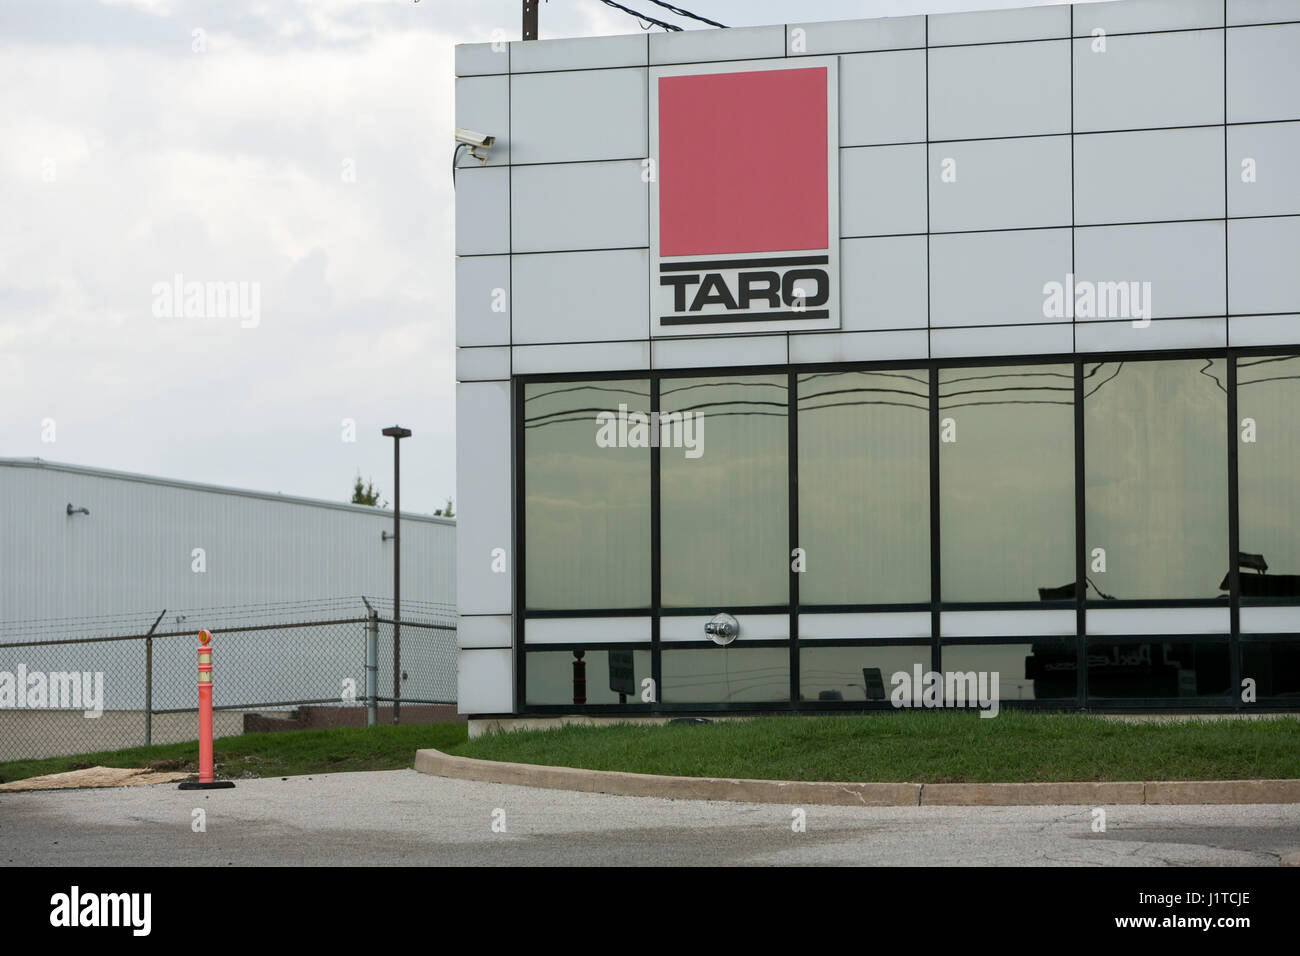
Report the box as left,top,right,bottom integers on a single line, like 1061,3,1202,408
177,781,237,790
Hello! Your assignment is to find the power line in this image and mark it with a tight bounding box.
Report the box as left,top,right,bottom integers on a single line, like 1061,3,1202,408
642,0,727,28
595,0,681,31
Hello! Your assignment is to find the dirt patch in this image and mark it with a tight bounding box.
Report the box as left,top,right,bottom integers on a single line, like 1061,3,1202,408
0,766,191,792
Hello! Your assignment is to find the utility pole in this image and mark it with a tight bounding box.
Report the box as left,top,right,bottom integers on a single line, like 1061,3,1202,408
523,0,539,40
382,425,412,723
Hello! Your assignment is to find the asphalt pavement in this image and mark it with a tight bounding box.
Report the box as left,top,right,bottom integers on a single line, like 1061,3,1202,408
2,770,1298,866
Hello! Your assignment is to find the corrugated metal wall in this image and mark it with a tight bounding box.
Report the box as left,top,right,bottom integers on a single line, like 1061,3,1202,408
0,460,456,623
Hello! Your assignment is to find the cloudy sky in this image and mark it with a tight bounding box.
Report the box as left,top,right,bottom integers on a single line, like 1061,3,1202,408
0,0,1097,514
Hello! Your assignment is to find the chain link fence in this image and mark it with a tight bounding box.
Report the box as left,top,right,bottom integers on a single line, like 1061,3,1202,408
0,598,457,763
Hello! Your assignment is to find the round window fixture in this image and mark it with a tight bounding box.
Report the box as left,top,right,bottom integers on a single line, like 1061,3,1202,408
704,612,739,646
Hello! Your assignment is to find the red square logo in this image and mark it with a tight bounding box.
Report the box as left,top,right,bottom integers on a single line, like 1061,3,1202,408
658,67,828,257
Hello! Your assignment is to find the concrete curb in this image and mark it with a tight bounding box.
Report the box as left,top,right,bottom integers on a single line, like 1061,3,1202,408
414,749,1300,807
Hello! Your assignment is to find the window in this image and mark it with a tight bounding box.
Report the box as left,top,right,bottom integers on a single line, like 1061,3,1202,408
1237,355,1300,601
659,374,789,608
940,365,1075,602
524,380,651,610
797,370,930,605
1084,360,1228,601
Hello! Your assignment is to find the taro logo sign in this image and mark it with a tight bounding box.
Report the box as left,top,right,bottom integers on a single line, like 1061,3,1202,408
649,58,840,336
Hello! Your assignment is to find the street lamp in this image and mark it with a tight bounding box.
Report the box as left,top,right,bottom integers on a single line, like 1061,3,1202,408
382,425,412,724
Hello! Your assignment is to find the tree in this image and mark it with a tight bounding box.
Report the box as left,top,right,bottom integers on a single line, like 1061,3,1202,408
434,498,454,517
351,473,385,508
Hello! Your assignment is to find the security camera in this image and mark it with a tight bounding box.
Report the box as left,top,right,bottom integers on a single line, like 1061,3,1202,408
455,128,495,164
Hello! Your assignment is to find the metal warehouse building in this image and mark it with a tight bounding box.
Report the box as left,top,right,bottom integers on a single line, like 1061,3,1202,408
0,458,456,624
453,0,1300,716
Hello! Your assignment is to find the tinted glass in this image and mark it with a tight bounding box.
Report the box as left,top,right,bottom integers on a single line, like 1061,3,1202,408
660,375,789,608
525,649,653,706
1085,639,1230,698
940,366,1075,602
1084,360,1228,600
524,380,652,610
799,644,931,703
797,370,930,605
661,646,790,703
1237,355,1300,600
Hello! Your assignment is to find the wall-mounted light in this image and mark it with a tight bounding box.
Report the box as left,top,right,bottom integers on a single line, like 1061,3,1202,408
66,503,90,516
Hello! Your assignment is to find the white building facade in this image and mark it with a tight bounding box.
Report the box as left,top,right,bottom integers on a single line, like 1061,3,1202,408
454,0,1300,715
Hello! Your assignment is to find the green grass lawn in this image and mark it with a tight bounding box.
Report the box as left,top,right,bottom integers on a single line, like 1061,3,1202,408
0,722,468,785
1,713,1297,786
455,713,1300,784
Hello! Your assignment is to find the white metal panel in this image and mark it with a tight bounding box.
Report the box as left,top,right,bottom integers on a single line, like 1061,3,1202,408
1074,317,1227,352
524,617,651,644
929,135,1072,233
511,160,647,253
841,236,928,331
789,15,924,55
455,382,512,616
929,40,1071,140
458,614,512,648
931,323,1074,358
941,610,1077,638
652,334,786,370
1228,0,1300,25
929,228,1073,327
509,33,647,73
789,329,928,364
456,346,511,382
455,166,510,256
512,341,650,375
458,647,513,713
1073,0,1224,34
455,75,510,167
510,68,647,165
1228,121,1300,217
1075,220,1226,319
839,50,926,147
649,24,784,65
1229,313,1300,346
511,249,649,344
1074,127,1225,225
929,4,1071,45
1087,607,1231,635
1230,217,1300,314
1073,30,1224,132
841,144,927,237
456,254,510,347
799,611,931,640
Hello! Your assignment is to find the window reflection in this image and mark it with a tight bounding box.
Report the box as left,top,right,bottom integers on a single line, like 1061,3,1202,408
1084,360,1228,600
1236,355,1300,600
524,380,651,610
939,366,1074,602
797,370,930,605
660,375,789,608
662,647,790,703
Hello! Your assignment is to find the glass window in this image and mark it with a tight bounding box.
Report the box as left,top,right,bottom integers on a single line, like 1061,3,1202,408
661,646,790,703
1240,640,1300,698
799,644,930,703
524,380,652,610
525,649,653,706
660,374,789,608
945,640,1076,701
1237,355,1300,600
1085,639,1230,699
797,370,930,605
939,365,1075,602
1084,359,1228,600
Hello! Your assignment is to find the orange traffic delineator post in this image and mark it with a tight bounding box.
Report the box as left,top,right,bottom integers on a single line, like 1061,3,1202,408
179,629,235,790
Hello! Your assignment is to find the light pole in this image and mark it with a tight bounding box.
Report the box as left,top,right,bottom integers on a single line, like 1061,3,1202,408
382,425,412,724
